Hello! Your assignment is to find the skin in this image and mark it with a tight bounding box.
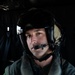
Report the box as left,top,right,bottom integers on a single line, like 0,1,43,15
25,28,53,67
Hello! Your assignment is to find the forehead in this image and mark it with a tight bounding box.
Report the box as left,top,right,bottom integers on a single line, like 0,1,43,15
25,28,45,34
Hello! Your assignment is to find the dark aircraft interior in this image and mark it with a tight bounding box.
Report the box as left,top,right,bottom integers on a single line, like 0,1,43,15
0,0,75,75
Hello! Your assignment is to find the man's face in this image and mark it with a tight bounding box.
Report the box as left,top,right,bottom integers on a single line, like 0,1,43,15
25,28,52,59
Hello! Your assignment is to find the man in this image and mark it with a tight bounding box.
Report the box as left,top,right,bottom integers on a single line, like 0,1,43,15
3,8,75,75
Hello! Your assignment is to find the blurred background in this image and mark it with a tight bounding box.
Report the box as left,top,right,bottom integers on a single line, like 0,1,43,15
0,0,75,75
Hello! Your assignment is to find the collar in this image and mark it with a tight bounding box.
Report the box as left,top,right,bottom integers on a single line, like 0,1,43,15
20,53,62,75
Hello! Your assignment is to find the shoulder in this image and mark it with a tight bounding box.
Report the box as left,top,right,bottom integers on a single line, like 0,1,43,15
62,59,75,75
3,59,21,75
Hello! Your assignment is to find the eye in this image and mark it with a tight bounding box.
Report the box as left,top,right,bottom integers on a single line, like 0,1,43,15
36,32,42,36
25,34,31,38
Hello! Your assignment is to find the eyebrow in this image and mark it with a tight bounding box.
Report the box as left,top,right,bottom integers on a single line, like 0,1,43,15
25,29,43,34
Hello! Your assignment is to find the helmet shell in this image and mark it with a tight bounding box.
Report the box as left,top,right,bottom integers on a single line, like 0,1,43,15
16,8,62,55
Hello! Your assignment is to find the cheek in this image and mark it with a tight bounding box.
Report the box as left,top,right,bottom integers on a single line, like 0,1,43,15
26,39,30,47
26,39,32,49
39,36,48,43
26,38,31,44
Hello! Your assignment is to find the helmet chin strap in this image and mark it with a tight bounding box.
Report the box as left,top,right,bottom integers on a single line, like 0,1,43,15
33,52,54,62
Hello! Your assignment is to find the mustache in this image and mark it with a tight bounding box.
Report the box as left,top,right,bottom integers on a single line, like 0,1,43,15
31,44,48,50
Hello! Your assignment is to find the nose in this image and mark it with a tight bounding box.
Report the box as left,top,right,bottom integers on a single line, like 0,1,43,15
31,35,38,44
